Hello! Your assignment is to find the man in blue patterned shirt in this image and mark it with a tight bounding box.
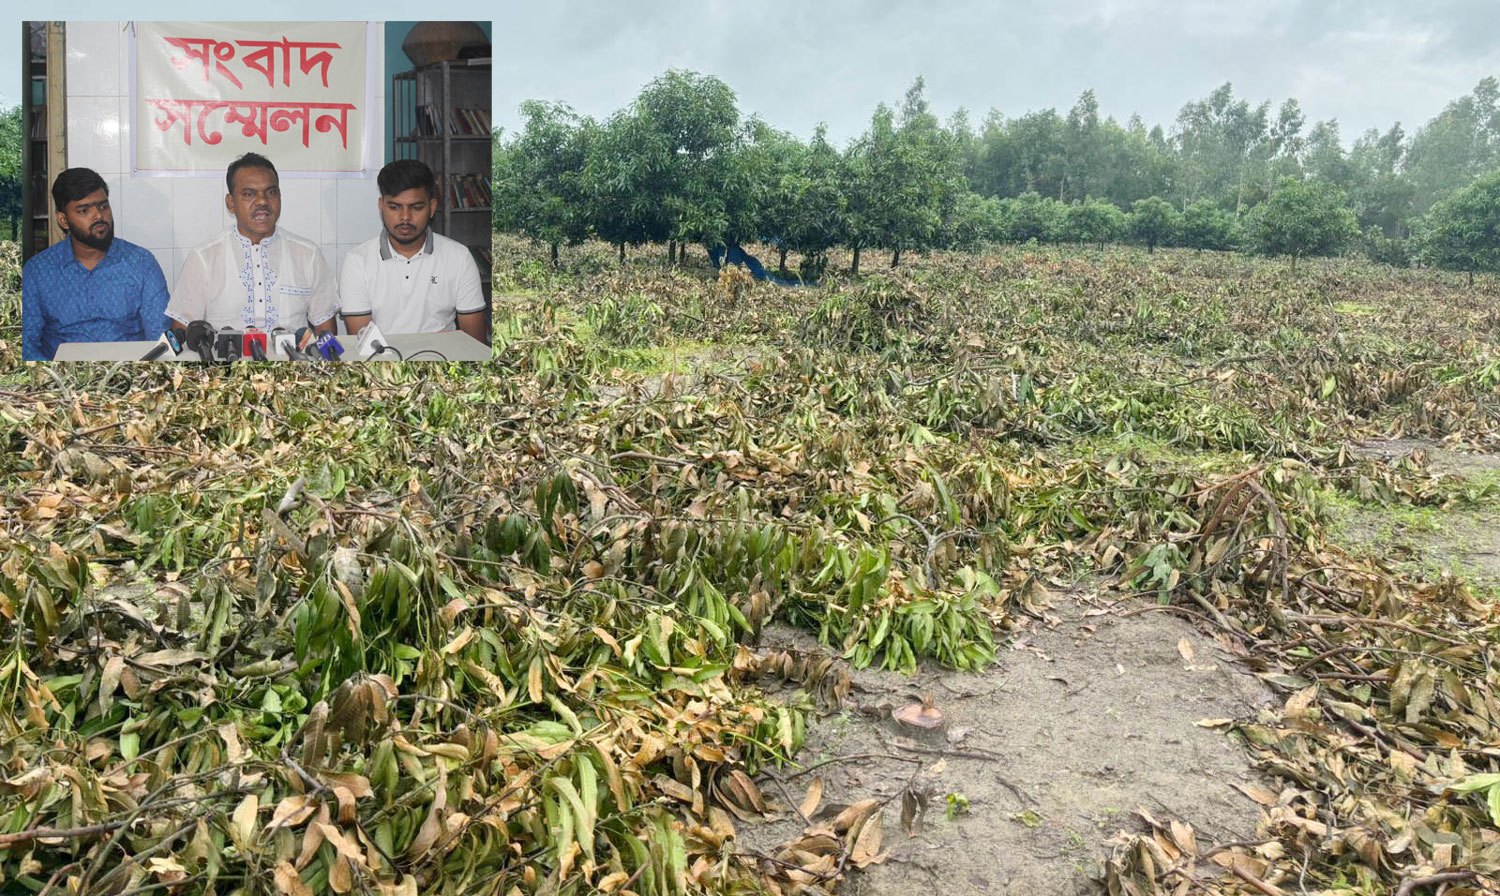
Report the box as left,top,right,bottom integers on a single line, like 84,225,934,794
21,168,170,361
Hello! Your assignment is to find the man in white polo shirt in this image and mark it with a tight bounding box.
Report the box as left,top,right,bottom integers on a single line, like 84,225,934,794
166,153,339,337
340,159,487,342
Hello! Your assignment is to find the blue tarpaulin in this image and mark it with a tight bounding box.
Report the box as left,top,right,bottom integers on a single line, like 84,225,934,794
708,241,800,286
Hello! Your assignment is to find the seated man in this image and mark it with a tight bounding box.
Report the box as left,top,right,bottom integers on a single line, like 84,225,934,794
339,159,487,342
166,152,338,337
22,168,170,360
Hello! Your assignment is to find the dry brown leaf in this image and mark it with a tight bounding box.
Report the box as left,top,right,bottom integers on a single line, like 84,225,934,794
528,655,544,703
331,785,357,824
1232,782,1279,806
324,772,372,800
231,794,259,848
1283,685,1318,720
832,798,881,835
273,862,312,896
900,788,924,837
407,764,449,860
295,805,329,871
327,855,353,894
98,655,124,707
799,777,824,819
850,808,886,867
133,648,206,667
728,769,768,814
1169,819,1196,856
266,794,316,831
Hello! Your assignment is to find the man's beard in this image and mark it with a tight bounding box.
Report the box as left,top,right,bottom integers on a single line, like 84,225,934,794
388,224,426,247
69,224,114,252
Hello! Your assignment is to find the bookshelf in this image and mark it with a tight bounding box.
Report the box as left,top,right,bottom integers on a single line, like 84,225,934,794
392,59,493,306
21,22,49,261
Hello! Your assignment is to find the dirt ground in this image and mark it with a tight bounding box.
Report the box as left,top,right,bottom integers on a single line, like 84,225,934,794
742,590,1275,895
1341,439,1500,587
735,439,1500,895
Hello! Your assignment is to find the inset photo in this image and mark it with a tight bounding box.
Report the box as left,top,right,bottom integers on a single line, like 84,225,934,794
17,20,492,362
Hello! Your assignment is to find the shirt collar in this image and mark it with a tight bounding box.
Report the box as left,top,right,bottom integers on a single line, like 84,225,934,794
378,229,434,260
232,227,279,250
65,234,119,271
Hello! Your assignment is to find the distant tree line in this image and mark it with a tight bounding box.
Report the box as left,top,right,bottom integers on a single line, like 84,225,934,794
493,73,1500,280
0,106,22,241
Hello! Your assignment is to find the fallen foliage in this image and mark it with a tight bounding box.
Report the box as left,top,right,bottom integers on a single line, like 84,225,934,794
0,237,1498,895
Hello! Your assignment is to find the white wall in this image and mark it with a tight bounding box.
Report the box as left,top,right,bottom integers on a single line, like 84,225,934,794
64,21,385,313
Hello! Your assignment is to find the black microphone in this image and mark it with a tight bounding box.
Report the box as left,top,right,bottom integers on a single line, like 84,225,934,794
243,330,269,361
139,328,183,361
272,328,312,361
295,327,322,361
184,321,216,362
315,331,345,362
216,328,243,362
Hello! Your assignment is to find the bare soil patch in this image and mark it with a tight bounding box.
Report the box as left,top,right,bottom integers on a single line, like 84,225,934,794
1348,438,1500,478
1341,439,1500,587
743,593,1274,895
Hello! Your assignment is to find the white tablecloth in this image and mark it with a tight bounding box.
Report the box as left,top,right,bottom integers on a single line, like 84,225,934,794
52,331,493,362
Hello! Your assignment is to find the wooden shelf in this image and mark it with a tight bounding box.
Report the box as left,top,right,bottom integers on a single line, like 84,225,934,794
391,58,494,319
396,136,492,143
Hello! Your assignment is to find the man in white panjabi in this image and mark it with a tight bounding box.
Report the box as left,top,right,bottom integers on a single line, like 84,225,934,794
339,159,487,342
166,152,339,336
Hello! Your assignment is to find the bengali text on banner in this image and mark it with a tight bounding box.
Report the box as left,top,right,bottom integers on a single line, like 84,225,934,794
134,21,368,174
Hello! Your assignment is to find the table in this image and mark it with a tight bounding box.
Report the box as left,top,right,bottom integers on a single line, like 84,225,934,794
52,331,494,362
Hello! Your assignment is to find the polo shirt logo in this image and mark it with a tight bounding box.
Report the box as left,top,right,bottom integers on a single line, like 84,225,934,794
430,275,438,285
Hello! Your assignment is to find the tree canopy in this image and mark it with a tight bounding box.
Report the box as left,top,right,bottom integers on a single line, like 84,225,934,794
1421,169,1500,283
1250,177,1358,264
492,73,1500,276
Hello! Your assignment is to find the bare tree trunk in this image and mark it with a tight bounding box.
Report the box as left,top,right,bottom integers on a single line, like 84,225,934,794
890,247,902,268
851,245,861,277
679,242,686,265
667,239,676,266
550,243,559,267
618,242,626,264
778,246,788,275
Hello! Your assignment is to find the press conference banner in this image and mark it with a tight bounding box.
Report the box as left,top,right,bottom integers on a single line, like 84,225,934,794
134,21,369,174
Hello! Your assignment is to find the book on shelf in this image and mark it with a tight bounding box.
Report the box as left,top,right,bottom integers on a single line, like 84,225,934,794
446,174,492,209
444,108,494,136
409,105,492,138
470,246,493,274
29,106,45,140
410,105,440,137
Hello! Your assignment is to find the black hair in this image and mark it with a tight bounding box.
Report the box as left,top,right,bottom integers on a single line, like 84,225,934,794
378,159,437,198
51,168,108,212
226,152,278,193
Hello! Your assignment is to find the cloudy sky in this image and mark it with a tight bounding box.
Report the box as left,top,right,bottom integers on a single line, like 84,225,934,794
10,0,1498,146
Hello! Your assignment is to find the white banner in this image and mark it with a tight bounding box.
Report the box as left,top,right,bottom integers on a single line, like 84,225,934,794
134,21,369,174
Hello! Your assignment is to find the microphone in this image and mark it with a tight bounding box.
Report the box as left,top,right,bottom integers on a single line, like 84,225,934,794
355,322,391,360
272,328,312,361
295,327,321,360
139,328,183,361
315,332,344,362
242,329,269,361
184,321,216,363
216,328,243,362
